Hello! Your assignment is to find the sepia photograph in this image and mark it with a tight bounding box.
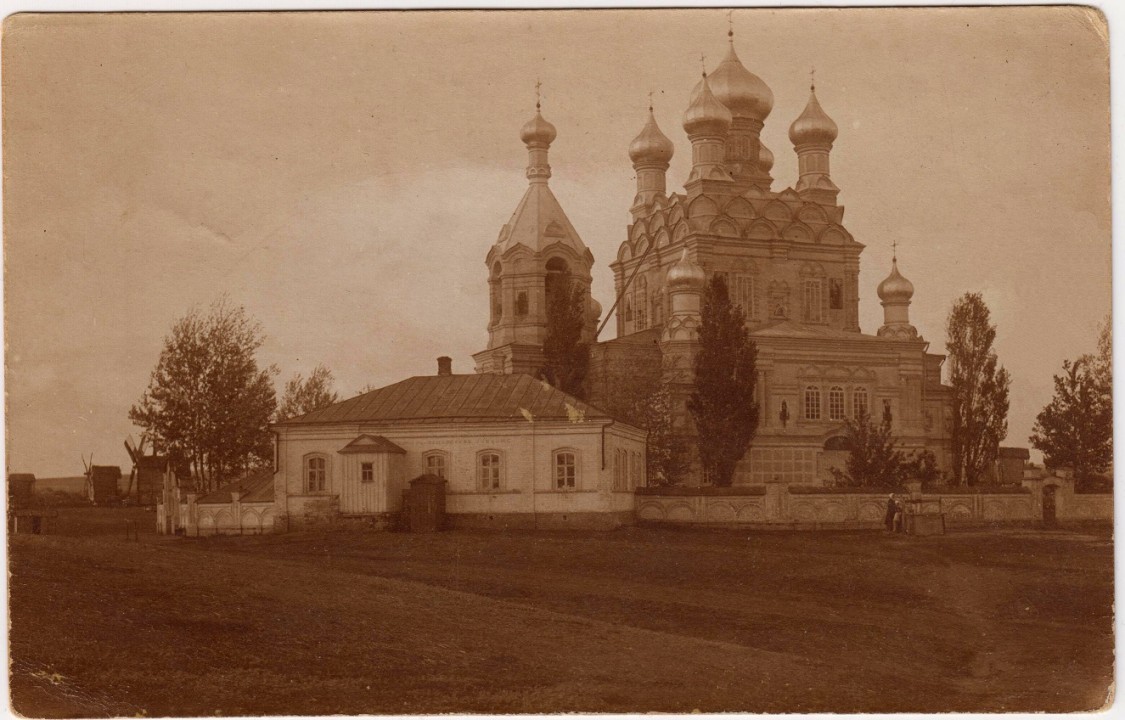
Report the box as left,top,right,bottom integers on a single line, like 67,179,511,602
3,5,1114,716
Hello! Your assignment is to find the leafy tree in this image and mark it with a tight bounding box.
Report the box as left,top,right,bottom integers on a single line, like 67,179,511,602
946,293,1011,485
1030,356,1113,486
621,381,690,487
542,281,589,399
129,298,277,492
904,448,944,487
687,275,759,487
277,364,339,421
591,355,688,486
829,412,908,489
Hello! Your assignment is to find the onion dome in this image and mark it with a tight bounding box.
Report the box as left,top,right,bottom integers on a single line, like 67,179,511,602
588,296,603,323
708,45,773,121
789,86,838,146
520,108,557,146
667,248,707,288
877,258,915,303
629,108,675,165
758,141,774,173
682,75,732,137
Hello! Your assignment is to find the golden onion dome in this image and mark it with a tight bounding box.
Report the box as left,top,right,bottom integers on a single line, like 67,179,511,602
682,75,733,137
708,45,773,121
520,108,557,146
789,87,838,146
877,258,915,303
667,248,707,288
628,108,675,165
758,141,774,173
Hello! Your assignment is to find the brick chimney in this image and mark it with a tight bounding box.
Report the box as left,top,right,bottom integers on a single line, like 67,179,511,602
437,356,453,376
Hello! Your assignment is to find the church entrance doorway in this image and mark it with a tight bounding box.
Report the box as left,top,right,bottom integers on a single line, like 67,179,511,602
1042,485,1057,526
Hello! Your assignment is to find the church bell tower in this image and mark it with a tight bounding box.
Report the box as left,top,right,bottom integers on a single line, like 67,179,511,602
473,97,598,376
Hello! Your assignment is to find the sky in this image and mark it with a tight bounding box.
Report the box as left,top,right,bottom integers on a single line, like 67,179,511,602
3,7,1111,477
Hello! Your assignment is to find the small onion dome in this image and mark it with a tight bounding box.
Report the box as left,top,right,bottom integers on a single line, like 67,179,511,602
629,109,675,165
667,247,707,288
682,75,733,137
877,258,915,303
789,87,838,146
758,141,774,173
708,45,774,121
520,109,557,146
588,296,603,322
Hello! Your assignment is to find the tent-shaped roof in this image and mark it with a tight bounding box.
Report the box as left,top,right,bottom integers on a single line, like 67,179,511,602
277,373,610,426
338,434,406,455
495,182,589,258
197,469,274,505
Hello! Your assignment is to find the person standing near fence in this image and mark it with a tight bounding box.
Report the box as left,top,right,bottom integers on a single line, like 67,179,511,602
885,494,897,533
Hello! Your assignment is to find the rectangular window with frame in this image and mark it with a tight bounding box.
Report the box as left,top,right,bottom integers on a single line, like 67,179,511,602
828,387,845,421
424,452,447,479
804,279,824,323
360,462,374,483
716,272,756,321
478,453,501,490
804,386,821,421
555,452,576,490
306,456,326,493
829,278,843,310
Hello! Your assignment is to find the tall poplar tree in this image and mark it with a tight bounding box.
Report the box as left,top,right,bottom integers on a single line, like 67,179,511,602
688,275,759,487
945,292,1011,485
542,282,589,399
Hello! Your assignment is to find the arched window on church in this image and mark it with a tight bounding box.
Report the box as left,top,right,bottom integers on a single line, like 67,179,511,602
490,262,503,324
623,295,634,323
804,386,821,421
516,292,528,317
800,263,826,324
828,386,845,421
652,289,663,326
853,387,869,420
635,277,648,330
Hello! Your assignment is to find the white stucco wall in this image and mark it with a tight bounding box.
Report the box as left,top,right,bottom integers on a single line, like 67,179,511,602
274,419,645,527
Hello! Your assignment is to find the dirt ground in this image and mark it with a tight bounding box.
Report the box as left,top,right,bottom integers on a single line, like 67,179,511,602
8,508,1115,715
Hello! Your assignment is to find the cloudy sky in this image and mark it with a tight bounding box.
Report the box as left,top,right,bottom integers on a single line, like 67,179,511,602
4,7,1110,477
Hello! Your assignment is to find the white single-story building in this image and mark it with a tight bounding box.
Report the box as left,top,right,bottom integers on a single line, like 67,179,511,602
272,360,648,530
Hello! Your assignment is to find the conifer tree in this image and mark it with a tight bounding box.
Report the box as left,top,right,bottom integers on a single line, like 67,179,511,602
946,293,1011,485
542,281,589,399
687,275,759,487
1030,356,1113,485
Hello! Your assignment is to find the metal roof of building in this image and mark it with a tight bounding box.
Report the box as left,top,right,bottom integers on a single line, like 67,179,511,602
277,373,609,426
197,469,274,505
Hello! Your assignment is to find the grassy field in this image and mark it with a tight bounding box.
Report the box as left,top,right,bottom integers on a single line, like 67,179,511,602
8,508,1114,715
